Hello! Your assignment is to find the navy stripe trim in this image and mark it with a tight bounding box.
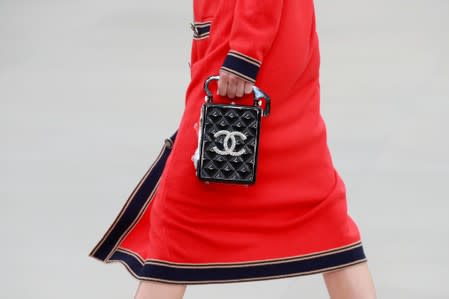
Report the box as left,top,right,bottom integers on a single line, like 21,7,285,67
220,50,262,84
107,243,367,284
88,130,178,261
88,128,368,284
190,21,211,39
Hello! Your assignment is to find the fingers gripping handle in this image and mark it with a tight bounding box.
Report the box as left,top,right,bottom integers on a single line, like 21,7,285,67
203,75,271,117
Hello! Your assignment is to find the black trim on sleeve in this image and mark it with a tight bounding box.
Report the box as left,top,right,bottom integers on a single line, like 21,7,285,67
220,50,262,84
190,21,211,40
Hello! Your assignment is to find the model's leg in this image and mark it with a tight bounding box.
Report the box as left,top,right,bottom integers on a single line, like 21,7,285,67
134,280,187,299
322,261,376,299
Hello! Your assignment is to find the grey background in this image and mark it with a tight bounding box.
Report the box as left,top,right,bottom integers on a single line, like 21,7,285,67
1,0,448,298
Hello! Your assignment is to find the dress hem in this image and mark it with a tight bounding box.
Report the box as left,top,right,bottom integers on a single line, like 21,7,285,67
98,243,367,284
88,129,367,284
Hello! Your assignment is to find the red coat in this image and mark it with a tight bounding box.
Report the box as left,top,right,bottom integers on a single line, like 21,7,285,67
89,0,367,284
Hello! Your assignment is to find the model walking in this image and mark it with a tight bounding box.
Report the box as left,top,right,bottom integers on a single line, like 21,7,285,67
89,0,377,298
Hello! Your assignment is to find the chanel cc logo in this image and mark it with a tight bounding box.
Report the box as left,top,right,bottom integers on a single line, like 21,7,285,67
212,130,247,156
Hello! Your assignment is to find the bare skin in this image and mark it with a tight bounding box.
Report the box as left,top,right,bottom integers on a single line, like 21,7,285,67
323,261,377,299
134,261,376,299
134,280,187,299
217,69,254,98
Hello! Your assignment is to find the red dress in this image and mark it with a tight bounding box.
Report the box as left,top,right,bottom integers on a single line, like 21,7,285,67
89,0,367,284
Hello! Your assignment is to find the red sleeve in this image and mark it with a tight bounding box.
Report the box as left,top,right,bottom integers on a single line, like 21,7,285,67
220,0,284,84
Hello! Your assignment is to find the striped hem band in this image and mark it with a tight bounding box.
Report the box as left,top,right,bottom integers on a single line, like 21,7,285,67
88,129,368,285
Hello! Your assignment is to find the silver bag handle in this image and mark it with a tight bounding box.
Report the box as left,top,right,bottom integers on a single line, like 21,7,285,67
203,75,271,117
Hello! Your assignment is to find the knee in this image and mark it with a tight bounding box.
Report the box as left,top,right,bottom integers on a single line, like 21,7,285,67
134,280,187,299
322,261,377,299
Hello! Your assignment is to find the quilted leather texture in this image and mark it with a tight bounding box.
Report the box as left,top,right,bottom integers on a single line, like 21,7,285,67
197,103,262,184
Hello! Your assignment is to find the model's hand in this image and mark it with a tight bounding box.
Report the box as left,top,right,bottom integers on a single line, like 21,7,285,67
217,69,254,99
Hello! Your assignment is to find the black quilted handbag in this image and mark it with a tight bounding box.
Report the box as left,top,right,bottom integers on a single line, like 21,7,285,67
192,75,271,185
